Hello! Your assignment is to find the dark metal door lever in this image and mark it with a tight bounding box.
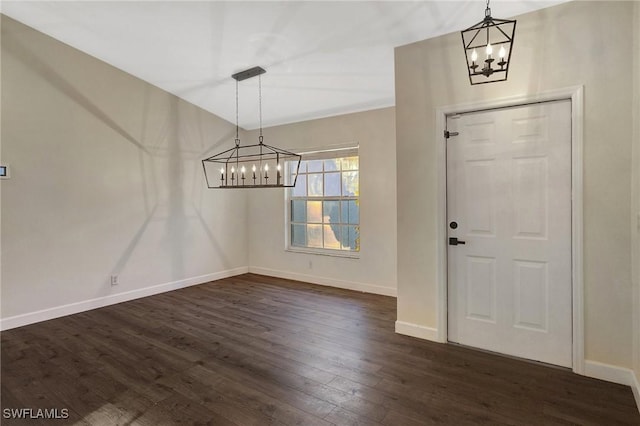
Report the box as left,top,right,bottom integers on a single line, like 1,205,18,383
449,237,466,246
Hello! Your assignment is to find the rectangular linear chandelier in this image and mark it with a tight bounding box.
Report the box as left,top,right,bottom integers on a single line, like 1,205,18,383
202,66,301,189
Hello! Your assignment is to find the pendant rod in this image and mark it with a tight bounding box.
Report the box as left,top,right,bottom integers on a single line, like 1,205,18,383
235,79,239,144
258,74,263,140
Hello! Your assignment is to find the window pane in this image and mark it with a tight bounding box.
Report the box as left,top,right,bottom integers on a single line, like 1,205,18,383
324,172,341,196
308,173,323,197
291,200,306,223
292,175,307,197
341,225,359,251
341,201,348,224
323,225,341,249
298,161,308,174
308,160,323,173
323,201,340,224
341,200,359,224
342,157,359,170
342,171,359,196
348,200,359,224
351,226,360,251
324,159,339,171
291,224,306,246
307,201,322,223
307,224,323,248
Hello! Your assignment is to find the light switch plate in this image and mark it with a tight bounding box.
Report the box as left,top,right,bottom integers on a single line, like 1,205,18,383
0,165,9,179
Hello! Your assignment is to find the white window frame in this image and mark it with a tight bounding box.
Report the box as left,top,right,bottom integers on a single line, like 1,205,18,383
284,145,360,258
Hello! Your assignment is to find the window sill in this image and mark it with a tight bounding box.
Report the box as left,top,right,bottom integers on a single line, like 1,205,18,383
285,247,360,259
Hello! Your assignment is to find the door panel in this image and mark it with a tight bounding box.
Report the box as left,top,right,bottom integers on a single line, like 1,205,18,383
513,157,548,238
513,260,548,331
466,256,496,322
466,160,496,236
447,100,572,368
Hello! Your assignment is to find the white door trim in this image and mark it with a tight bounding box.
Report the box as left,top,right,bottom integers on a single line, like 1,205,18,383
435,86,584,375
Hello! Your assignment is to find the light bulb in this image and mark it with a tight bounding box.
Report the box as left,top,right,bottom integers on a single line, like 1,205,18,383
252,165,256,172
220,168,224,174
231,167,235,173
241,166,246,173
471,49,478,62
486,43,493,56
277,164,281,171
264,164,269,171
499,46,506,59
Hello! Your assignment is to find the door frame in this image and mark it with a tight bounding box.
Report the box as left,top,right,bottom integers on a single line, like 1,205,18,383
435,86,584,374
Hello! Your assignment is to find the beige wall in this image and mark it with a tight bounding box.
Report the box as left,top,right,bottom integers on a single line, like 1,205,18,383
1,15,248,323
633,0,640,389
246,107,397,295
396,1,635,368
0,15,4,323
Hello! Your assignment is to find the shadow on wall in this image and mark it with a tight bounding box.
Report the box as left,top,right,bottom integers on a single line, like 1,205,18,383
3,27,238,290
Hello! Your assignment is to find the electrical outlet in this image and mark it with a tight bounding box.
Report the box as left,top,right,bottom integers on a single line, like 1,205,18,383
111,275,119,286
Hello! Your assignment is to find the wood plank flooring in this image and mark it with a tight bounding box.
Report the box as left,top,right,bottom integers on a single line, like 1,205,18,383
2,273,639,425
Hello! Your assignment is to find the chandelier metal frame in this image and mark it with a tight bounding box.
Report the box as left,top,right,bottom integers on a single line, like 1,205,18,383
202,66,301,189
461,0,516,85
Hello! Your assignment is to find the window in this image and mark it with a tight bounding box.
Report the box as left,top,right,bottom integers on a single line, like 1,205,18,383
286,149,359,255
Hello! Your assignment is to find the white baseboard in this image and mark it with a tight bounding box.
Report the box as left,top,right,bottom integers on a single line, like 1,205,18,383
394,320,441,342
0,266,249,331
632,372,640,414
248,266,397,297
584,360,637,386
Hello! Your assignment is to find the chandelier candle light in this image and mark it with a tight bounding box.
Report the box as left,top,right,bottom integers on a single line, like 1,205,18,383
202,66,301,189
461,0,516,85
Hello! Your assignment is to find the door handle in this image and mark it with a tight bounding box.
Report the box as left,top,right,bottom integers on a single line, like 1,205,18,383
449,237,466,246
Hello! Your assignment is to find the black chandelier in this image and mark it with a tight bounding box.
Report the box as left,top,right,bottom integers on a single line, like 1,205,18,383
202,66,301,189
461,0,516,85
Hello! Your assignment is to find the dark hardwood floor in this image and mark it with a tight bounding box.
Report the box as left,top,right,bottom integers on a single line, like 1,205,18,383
1,273,638,425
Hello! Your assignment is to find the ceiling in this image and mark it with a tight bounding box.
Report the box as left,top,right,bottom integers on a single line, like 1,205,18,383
1,1,567,130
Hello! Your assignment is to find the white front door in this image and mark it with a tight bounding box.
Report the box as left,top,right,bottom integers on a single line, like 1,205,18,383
446,100,572,367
